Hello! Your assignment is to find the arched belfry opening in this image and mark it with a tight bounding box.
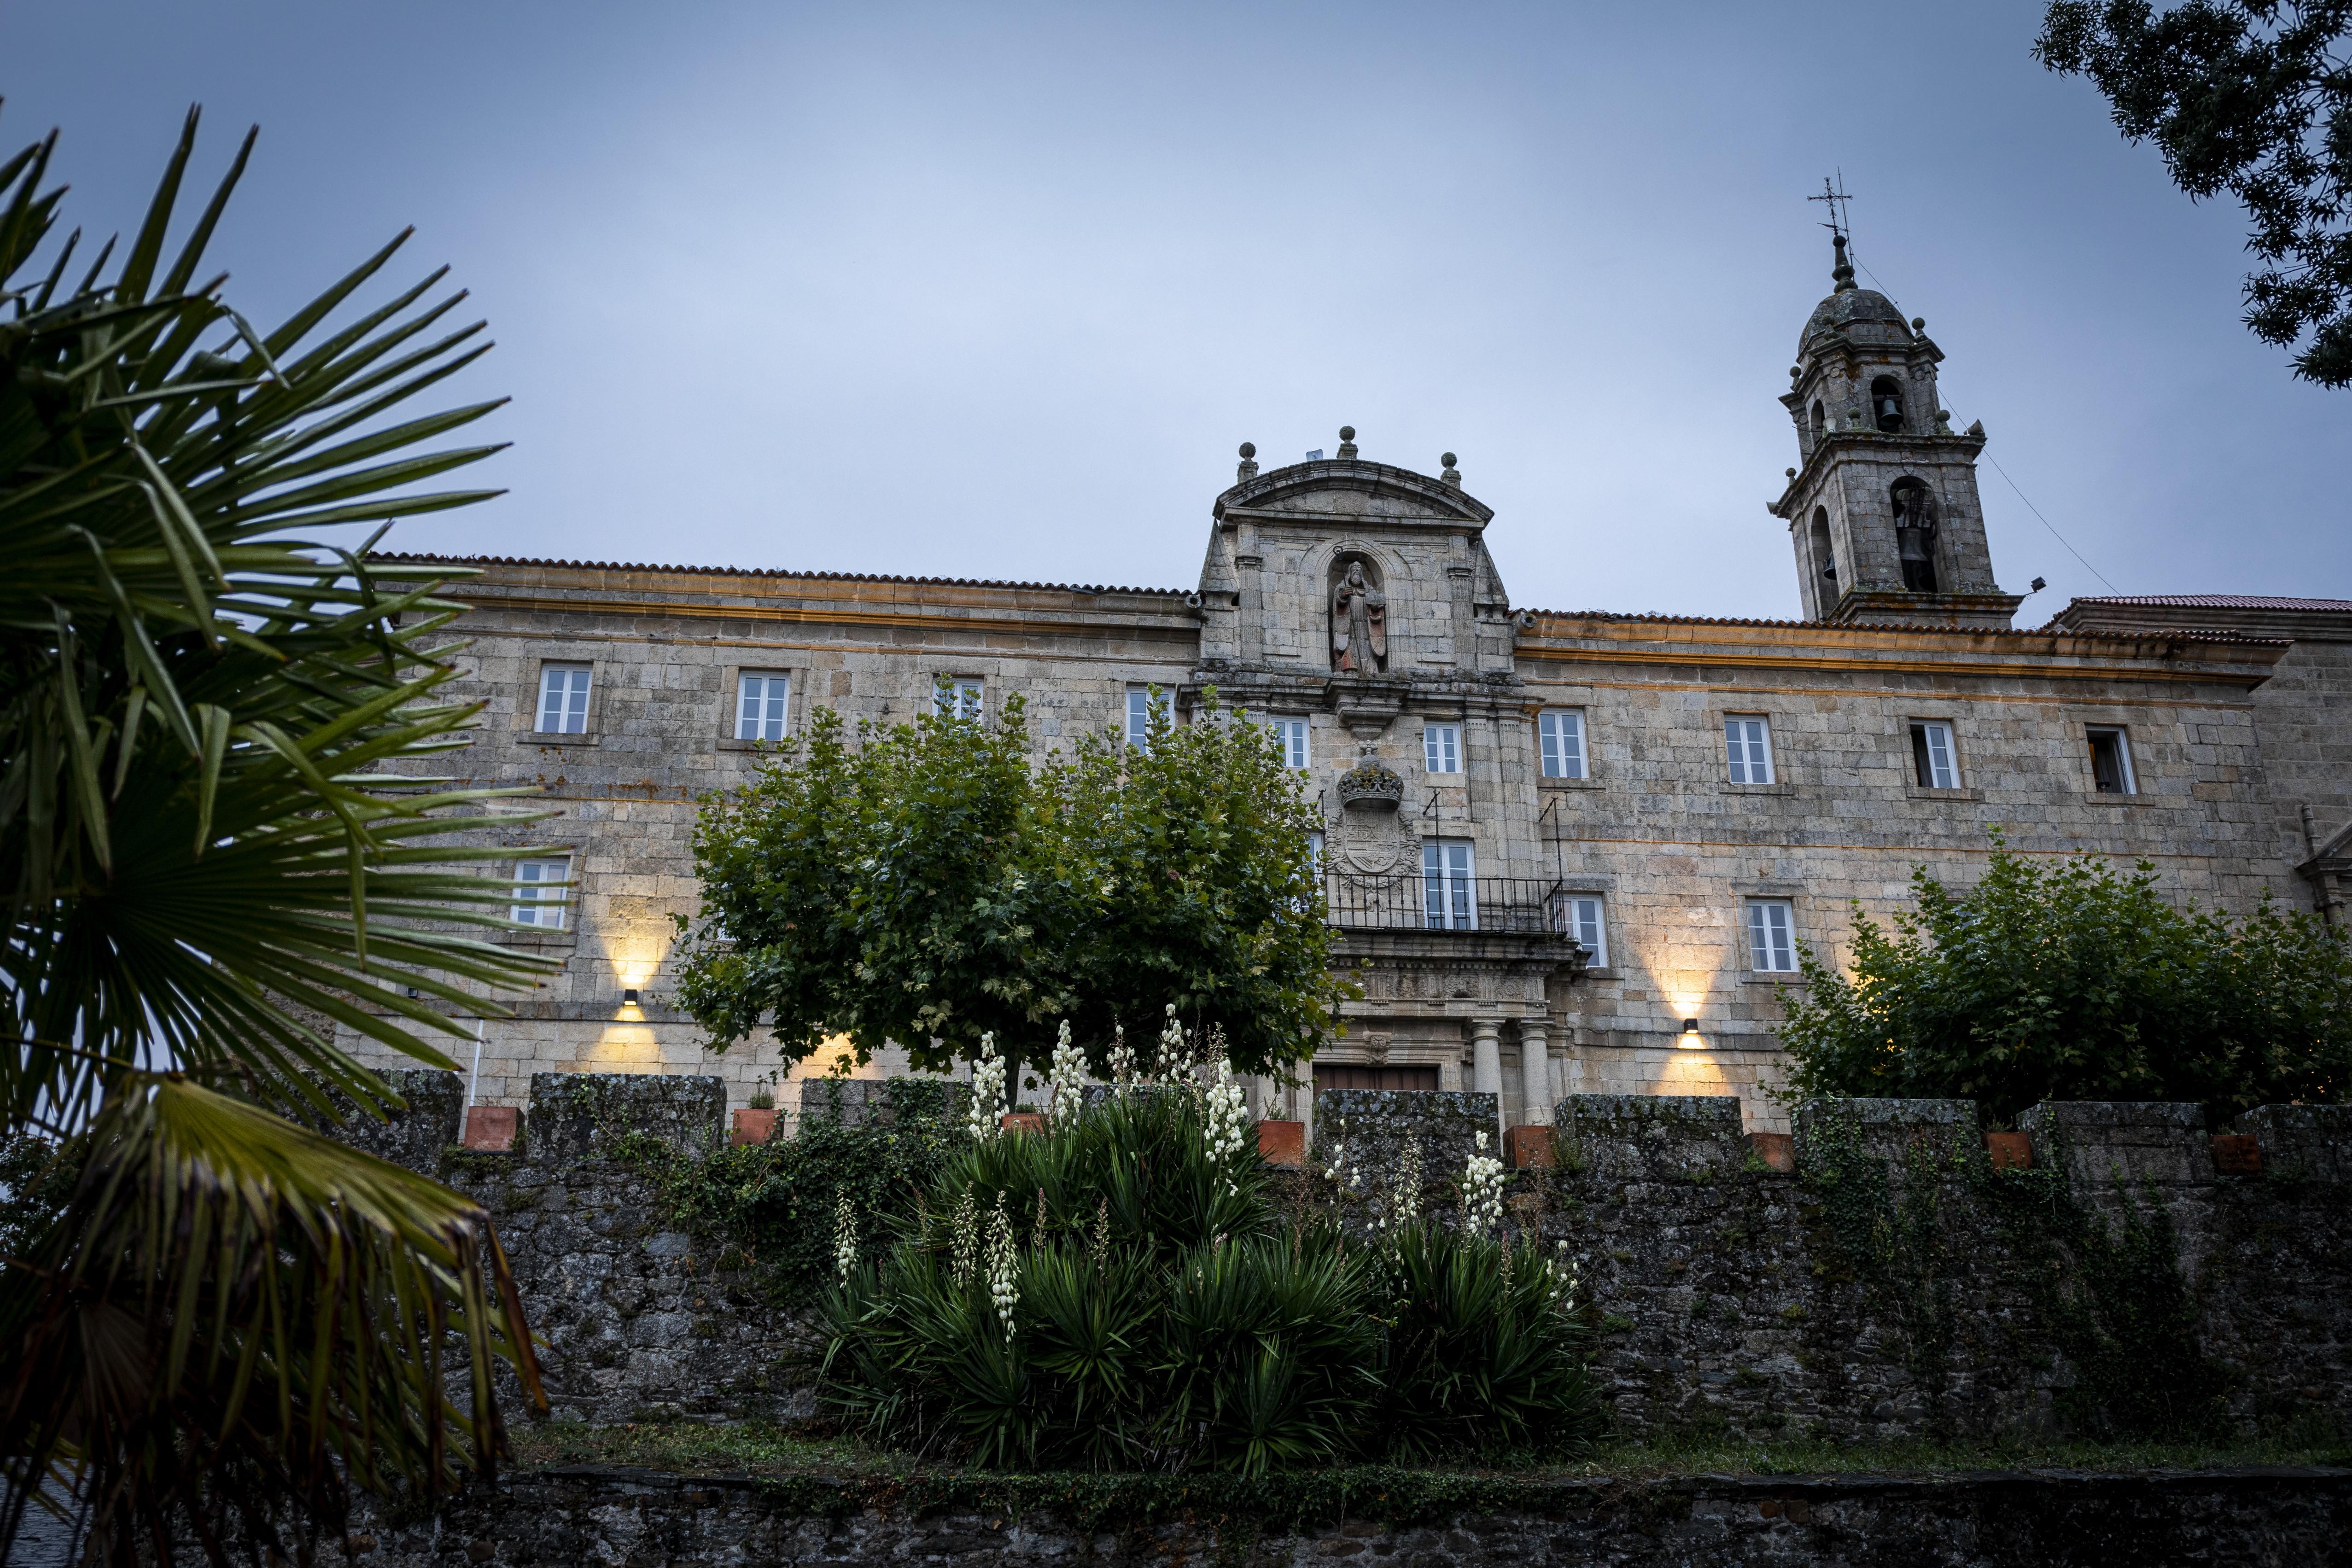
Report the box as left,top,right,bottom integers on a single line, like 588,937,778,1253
1809,400,1825,444
1890,478,1938,593
1809,507,1836,589
1871,375,1905,433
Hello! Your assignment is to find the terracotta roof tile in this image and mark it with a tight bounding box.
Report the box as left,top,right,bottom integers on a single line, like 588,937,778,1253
2067,594,2352,612
381,552,1191,598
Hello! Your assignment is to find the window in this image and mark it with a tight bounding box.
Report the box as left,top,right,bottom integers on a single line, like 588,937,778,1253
735,673,790,741
1307,828,1325,872
1809,507,1837,584
1809,400,1825,443
1909,721,1958,789
1745,899,1797,973
934,677,983,721
1422,839,1475,930
1555,894,1607,966
1538,710,1587,779
2088,727,2136,794
1126,685,1170,750
1272,717,1311,769
1725,716,1774,784
1423,722,1462,775
511,857,572,929
536,665,591,734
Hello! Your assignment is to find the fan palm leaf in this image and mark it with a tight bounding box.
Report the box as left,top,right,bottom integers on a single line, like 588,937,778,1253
2,103,559,1564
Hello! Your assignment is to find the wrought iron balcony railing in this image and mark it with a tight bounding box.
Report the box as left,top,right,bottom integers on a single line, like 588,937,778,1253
1323,871,1582,937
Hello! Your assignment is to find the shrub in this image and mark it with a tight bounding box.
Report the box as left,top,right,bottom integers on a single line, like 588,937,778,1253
818,1094,1596,1474
1778,835,2352,1123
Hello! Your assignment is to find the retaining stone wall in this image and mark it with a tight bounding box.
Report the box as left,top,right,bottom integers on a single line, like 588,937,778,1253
344,1464,2352,1568
341,1075,2352,1445
345,1070,819,1425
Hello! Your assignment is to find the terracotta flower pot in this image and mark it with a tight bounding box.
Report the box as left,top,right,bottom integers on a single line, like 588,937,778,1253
1748,1131,1795,1172
1000,1112,1046,1135
461,1104,519,1152
731,1108,779,1146
1257,1119,1306,1167
1984,1131,2031,1172
1504,1125,1556,1169
2210,1133,2261,1176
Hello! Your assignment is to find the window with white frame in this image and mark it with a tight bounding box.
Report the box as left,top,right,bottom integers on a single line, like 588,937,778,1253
934,676,983,721
1909,720,1958,788
1422,839,1476,929
1272,717,1311,769
1745,898,1798,973
1555,893,1607,965
511,856,572,929
1725,715,1775,784
1539,709,1587,779
537,664,591,734
2087,727,2136,794
1423,722,1462,775
735,672,790,741
1125,685,1170,750
1307,828,1325,870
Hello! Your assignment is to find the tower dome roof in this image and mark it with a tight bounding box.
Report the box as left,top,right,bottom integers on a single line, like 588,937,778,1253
1797,231,1912,354
1800,285,1906,350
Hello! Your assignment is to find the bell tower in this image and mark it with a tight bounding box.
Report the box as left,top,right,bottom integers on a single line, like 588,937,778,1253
1768,230,2024,629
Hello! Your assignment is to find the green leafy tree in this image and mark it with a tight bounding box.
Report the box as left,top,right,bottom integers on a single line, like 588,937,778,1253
2037,0,2352,385
0,111,552,1564
675,687,1340,1089
1778,835,2352,1122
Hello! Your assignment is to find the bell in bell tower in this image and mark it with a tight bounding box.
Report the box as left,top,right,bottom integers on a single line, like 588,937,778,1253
1767,202,2024,630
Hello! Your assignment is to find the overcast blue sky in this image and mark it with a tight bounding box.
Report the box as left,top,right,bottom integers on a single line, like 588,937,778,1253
6,1,2342,618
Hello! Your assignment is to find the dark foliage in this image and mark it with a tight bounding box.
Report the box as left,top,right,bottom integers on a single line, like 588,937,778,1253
1778,836,2352,1123
2038,0,2352,385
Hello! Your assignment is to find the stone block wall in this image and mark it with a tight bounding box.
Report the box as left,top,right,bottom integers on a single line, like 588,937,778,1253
344,1464,2352,1568
346,1071,817,1425
342,1077,2352,1447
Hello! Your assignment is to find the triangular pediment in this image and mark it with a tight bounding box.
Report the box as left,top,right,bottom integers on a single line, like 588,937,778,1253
1213,459,1493,529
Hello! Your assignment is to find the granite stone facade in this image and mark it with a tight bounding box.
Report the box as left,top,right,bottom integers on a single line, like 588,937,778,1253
339,250,2352,1138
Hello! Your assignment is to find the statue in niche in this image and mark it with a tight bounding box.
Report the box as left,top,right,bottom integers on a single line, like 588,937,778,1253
1331,559,1388,674
1891,481,1939,593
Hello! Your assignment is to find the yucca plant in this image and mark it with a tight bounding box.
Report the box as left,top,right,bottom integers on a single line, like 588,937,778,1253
1372,1224,1597,1462
0,107,555,1565
820,1093,1599,1475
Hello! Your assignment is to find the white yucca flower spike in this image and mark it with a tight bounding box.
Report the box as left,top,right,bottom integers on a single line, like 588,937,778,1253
1046,1019,1088,1130
1202,1053,1250,1187
1107,1024,1135,1090
968,1031,1008,1142
833,1193,859,1283
950,1187,980,1287
986,1192,1019,1336
1462,1137,1507,1238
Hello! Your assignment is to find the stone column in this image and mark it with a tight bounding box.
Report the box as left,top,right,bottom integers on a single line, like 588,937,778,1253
1470,1020,1505,1137
1518,1021,1551,1127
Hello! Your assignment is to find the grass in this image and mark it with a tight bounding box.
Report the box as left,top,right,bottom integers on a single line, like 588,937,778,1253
508,1419,2351,1481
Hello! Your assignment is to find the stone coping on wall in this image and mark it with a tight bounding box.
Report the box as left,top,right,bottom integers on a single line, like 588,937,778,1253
343,1462,2352,1568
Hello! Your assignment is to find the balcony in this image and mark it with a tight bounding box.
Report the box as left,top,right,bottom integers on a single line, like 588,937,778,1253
1323,871,1582,938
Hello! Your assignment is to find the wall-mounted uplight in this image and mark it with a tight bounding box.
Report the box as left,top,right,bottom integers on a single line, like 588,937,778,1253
622,988,641,1006
1679,1018,1703,1048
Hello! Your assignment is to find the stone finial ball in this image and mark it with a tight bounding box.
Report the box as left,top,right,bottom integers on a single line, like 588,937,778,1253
1239,441,1256,459
1912,317,1926,330
1442,453,1457,468
1786,468,1797,478
1339,426,1356,442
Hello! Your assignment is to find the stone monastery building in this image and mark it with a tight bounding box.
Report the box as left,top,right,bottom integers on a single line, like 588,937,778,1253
363,240,2352,1135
